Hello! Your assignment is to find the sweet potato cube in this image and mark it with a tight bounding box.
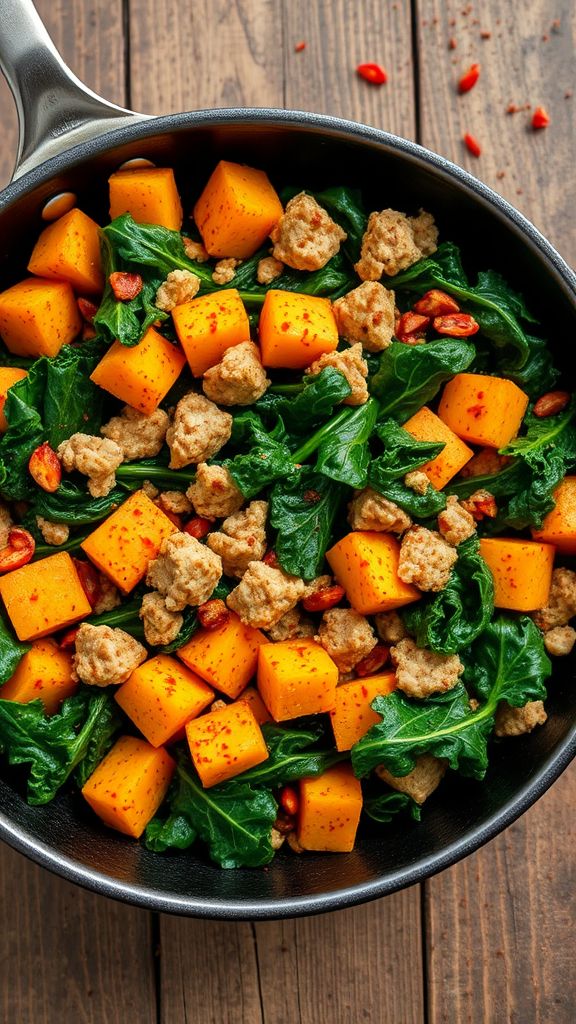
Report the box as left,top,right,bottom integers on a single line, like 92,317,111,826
531,476,576,554
330,672,397,752
185,702,268,788
0,278,81,358
82,490,176,595
90,327,186,414
109,167,183,231
0,552,91,642
178,612,267,699
172,288,250,377
1,638,77,715
402,406,473,488
0,367,27,432
115,654,214,748
82,735,175,838
27,208,104,294
327,531,421,616
259,290,339,369
257,638,338,722
234,685,272,725
479,537,554,612
297,763,363,853
438,373,529,448
193,160,283,258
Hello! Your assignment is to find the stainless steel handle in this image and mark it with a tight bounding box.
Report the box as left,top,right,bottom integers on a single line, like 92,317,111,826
0,0,150,180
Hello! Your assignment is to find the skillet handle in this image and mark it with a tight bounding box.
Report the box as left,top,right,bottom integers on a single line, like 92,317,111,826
0,0,149,181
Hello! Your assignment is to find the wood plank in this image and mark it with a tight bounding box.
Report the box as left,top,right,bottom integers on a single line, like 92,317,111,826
0,843,157,1024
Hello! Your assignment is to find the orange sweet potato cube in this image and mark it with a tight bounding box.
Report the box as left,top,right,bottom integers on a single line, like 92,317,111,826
330,672,397,752
0,552,92,642
193,160,283,258
297,763,363,853
27,208,104,294
402,406,473,489
81,490,177,595
109,167,183,230
531,476,576,554
479,537,554,612
1,638,77,715
115,654,214,748
259,290,339,369
185,702,269,788
326,531,421,616
234,685,272,725
82,735,175,838
438,373,529,448
257,638,338,722
172,288,250,376
0,367,27,432
90,327,186,414
0,278,81,358
178,612,267,699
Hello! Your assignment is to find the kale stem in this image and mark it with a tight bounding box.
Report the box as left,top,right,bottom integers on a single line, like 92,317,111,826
290,407,353,464
269,383,305,395
116,463,196,487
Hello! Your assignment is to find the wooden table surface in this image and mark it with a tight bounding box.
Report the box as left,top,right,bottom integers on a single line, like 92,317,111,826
0,2,575,1021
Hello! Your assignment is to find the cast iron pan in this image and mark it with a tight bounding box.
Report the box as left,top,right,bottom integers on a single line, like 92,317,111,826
0,0,574,919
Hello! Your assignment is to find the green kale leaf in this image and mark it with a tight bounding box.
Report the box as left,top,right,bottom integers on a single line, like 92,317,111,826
368,418,447,517
363,789,421,823
0,613,31,686
370,339,476,422
238,724,345,787
270,468,346,579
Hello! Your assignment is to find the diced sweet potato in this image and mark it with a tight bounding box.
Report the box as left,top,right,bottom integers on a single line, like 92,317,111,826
90,327,186,414
1,638,77,714
178,612,267,699
297,763,363,853
109,167,183,230
185,702,268,787
234,685,272,725
438,373,529,448
171,288,250,376
402,406,473,488
479,537,554,611
27,208,104,294
257,638,338,721
0,278,81,357
0,367,27,432
326,531,421,616
531,476,576,554
259,291,339,370
82,735,175,838
81,491,177,595
115,654,214,747
0,552,92,642
330,672,396,752
193,160,283,258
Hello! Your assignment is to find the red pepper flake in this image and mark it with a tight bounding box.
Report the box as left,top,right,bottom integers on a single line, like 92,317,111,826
281,321,290,332
458,63,480,94
463,132,482,157
565,90,573,99
532,106,550,129
506,103,519,114
294,40,306,52
356,62,387,86
448,37,457,50
480,30,491,38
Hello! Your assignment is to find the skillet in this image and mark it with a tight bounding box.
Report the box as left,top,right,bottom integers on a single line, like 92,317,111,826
0,0,574,919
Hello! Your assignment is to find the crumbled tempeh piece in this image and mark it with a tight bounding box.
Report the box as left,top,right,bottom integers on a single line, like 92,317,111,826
317,608,376,673
437,495,476,547
35,517,69,546
409,210,439,257
186,463,244,519
157,490,193,517
376,755,447,804
202,341,270,407
207,500,268,577
270,192,346,271
543,625,576,657
348,487,412,534
72,623,146,687
155,269,200,312
271,827,287,851
404,470,430,495
391,638,464,699
398,525,457,591
332,282,396,352
226,560,306,629
267,607,316,642
166,392,232,469
494,700,547,737
183,238,209,262
375,611,409,644
257,255,284,284
532,567,576,631
305,343,369,406
302,574,334,599
142,480,160,499
101,405,169,461
92,574,121,616
355,208,437,281
212,257,241,285
57,433,123,498
139,591,183,646
146,532,222,612
0,501,12,547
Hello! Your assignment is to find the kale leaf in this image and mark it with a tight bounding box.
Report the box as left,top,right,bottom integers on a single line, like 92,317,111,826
258,367,352,434
463,614,550,706
370,340,476,422
224,410,296,498
290,399,378,489
0,613,31,686
29,481,127,526
368,418,447,517
94,229,170,347
237,724,345,787
270,468,346,579
363,789,421,824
